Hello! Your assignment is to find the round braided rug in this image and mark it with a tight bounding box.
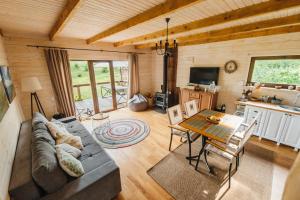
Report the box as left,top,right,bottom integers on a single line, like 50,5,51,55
93,118,150,149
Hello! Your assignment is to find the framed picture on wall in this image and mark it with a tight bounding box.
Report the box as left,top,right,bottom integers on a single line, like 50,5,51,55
0,75,9,121
0,66,16,103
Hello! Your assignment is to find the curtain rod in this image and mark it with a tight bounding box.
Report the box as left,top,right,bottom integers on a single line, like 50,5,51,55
26,45,148,55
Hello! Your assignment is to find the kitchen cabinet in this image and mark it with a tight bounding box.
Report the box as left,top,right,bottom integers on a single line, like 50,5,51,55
180,88,218,112
279,114,300,149
200,93,212,110
261,110,286,142
244,106,267,136
244,105,300,149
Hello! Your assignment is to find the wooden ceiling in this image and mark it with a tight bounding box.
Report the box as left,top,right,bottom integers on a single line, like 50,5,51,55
0,0,300,48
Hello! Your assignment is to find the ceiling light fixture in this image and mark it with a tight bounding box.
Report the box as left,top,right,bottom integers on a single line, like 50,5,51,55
155,18,177,56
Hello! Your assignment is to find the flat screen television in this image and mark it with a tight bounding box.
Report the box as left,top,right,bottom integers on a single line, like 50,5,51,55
189,67,219,85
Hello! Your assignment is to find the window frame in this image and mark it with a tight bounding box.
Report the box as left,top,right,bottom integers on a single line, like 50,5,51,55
69,59,129,113
247,55,300,89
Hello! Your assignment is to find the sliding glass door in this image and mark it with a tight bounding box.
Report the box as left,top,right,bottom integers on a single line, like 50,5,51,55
112,61,128,109
92,61,115,112
70,61,94,116
70,60,128,115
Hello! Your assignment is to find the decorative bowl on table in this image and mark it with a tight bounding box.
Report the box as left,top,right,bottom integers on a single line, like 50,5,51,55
206,116,221,124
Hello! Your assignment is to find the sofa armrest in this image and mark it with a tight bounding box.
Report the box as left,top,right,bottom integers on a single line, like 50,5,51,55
41,161,121,200
58,116,77,123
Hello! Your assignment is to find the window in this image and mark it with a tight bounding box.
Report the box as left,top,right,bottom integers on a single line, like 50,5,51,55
247,56,300,88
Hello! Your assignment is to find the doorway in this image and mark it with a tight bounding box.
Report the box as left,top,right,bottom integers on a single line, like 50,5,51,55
70,60,129,115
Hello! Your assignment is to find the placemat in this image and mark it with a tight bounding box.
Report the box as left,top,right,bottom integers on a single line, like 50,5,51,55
205,124,234,141
198,110,219,117
184,117,209,130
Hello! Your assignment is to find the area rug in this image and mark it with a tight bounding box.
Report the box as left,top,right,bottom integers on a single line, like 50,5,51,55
147,139,273,200
93,118,150,149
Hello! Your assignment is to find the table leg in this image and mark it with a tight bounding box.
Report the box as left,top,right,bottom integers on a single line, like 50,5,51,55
195,136,211,172
185,135,200,161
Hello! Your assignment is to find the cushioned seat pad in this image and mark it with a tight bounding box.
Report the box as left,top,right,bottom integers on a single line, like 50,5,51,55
65,121,114,174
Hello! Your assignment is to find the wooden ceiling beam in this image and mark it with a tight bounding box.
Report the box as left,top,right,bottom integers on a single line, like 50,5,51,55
179,24,300,47
49,0,85,40
86,0,202,44
134,14,300,49
116,0,300,47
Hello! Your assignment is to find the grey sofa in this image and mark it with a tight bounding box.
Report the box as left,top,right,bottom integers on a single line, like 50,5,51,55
8,113,121,200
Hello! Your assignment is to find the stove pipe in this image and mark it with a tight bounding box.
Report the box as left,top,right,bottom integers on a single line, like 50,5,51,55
162,54,168,94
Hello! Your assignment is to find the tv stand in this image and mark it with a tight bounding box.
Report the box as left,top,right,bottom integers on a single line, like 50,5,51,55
180,88,218,111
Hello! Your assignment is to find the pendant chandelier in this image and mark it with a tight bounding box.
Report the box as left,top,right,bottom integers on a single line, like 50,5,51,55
155,18,178,56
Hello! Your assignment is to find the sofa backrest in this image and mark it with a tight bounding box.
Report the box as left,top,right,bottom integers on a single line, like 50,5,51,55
9,120,42,200
31,113,68,194
9,113,69,200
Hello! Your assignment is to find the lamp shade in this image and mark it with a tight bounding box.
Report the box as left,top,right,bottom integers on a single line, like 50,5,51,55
21,77,42,92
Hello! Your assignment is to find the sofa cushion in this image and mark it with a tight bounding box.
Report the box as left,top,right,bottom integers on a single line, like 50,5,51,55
32,112,56,147
56,143,81,158
46,121,63,138
64,120,89,136
56,147,85,177
32,121,48,132
46,121,69,139
56,132,84,150
51,119,68,129
32,128,56,146
31,135,68,193
65,120,115,173
32,112,48,127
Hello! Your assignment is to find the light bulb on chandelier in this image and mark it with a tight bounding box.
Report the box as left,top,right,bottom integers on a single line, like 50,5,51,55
155,18,178,56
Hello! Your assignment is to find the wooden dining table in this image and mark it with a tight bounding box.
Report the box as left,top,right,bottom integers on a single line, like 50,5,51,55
179,109,244,172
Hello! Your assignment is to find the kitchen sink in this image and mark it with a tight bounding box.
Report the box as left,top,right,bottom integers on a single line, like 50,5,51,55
278,105,300,112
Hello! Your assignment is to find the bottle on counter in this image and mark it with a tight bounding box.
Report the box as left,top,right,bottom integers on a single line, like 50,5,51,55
221,104,226,113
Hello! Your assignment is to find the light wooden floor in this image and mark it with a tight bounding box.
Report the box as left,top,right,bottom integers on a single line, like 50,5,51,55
81,108,297,200
82,108,180,200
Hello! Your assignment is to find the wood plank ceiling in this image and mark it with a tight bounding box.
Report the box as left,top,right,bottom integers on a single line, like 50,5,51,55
0,0,300,48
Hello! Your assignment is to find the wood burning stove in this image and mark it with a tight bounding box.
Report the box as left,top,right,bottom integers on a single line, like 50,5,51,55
154,92,168,111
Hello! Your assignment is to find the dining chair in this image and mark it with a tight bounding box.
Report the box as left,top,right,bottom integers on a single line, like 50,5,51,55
184,100,199,117
198,115,258,189
167,105,200,164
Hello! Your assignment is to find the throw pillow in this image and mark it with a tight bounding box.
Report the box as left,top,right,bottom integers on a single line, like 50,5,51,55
51,119,68,131
56,143,81,158
56,132,84,150
56,147,84,177
46,122,65,139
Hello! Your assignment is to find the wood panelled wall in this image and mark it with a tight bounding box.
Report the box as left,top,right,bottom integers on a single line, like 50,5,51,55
151,32,300,114
3,36,152,120
0,35,24,200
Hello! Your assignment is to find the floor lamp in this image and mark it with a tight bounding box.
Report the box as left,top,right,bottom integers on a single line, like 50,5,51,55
21,77,46,117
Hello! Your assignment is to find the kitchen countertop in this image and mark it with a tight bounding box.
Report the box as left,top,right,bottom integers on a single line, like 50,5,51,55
236,100,300,115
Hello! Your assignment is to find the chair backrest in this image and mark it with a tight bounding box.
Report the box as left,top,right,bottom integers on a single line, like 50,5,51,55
184,100,198,117
167,105,184,125
236,114,259,151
